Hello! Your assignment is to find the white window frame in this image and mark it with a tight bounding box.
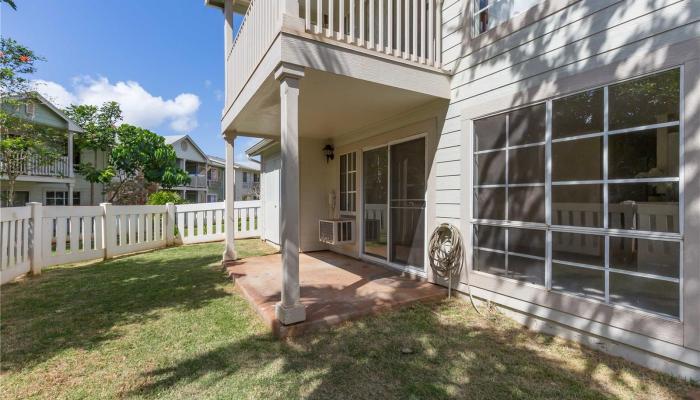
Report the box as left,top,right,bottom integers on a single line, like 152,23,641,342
45,191,68,206
339,152,357,214
469,66,684,321
472,0,543,37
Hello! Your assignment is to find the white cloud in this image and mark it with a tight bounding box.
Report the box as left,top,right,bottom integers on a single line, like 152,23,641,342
33,80,77,107
33,76,201,133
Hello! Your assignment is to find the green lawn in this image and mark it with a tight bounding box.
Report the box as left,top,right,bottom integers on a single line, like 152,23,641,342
1,241,696,399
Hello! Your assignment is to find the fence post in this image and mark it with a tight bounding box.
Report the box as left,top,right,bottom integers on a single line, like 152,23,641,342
28,202,43,275
101,202,115,259
165,202,175,246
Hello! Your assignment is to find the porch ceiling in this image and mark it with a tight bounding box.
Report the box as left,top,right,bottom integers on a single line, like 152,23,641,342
230,68,445,139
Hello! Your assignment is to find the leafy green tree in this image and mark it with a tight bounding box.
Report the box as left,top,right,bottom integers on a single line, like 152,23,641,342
1,32,63,206
106,124,189,203
147,190,186,205
64,102,122,205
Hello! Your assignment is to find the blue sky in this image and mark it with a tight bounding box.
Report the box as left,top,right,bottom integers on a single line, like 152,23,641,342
1,0,256,162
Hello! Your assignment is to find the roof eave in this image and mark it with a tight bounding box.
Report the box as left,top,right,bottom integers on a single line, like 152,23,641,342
245,139,275,157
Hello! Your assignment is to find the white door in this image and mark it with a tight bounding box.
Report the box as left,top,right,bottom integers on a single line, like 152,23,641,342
263,154,281,244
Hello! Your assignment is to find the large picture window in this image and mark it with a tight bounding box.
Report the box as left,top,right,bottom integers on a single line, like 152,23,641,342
471,68,682,318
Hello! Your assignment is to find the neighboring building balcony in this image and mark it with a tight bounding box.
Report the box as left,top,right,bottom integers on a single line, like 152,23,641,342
1,154,72,181
213,0,451,137
187,174,209,188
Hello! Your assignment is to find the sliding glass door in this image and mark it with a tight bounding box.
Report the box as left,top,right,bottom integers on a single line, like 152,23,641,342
363,137,426,270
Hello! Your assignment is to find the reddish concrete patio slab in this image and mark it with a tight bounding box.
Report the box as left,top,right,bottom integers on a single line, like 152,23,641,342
226,251,446,337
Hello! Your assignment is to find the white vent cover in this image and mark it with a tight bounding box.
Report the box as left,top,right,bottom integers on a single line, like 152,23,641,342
319,219,354,245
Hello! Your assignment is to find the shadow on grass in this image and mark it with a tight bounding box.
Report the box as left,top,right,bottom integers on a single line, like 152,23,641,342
0,243,229,373
129,300,690,400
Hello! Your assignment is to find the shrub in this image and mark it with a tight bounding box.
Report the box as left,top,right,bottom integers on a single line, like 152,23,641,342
146,190,185,205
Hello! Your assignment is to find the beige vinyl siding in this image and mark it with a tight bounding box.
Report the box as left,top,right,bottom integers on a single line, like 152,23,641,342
433,0,700,230
429,0,700,373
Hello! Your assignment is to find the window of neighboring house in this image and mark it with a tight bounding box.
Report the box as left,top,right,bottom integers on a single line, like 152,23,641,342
25,102,35,117
73,143,81,165
339,152,357,213
73,191,81,206
1,191,29,207
207,194,217,202
208,168,220,181
45,191,68,206
242,171,248,183
473,0,542,36
471,68,682,319
253,173,260,183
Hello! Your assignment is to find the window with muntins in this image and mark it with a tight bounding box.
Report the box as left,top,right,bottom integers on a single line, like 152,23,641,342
473,0,542,36
472,68,682,319
46,191,68,206
339,152,357,213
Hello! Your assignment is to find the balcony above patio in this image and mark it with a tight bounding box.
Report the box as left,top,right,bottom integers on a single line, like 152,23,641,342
208,0,451,138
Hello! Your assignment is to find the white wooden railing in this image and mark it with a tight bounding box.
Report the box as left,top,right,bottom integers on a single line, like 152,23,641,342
228,0,281,104
186,174,208,188
303,0,442,67
0,155,70,178
0,200,262,284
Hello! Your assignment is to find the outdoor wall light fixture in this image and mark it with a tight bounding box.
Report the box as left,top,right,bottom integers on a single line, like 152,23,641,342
323,144,334,163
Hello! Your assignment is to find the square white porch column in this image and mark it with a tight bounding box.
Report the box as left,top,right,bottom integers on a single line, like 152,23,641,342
223,132,237,263
274,63,306,325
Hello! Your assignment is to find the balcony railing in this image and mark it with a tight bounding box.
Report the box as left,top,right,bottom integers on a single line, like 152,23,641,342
227,0,281,103
186,174,208,188
0,155,70,178
226,0,442,105
302,0,442,66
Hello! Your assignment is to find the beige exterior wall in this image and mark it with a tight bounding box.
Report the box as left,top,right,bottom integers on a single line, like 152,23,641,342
241,0,700,378
437,0,700,379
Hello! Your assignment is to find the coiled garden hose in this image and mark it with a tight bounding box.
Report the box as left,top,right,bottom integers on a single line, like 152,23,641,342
428,223,481,314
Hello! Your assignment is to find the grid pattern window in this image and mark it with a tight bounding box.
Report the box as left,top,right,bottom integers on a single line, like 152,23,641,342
472,68,682,319
473,0,542,36
242,172,248,183
253,173,260,183
339,152,357,213
46,191,68,206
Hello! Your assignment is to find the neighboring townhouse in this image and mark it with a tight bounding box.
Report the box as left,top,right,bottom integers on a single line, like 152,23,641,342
207,155,261,201
165,135,259,203
0,93,107,206
208,0,700,379
165,135,219,203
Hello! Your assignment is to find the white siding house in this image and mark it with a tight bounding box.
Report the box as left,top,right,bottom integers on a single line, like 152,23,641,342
209,0,700,379
0,93,107,206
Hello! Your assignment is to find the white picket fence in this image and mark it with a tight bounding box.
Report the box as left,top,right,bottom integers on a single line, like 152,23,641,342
175,201,260,244
0,200,261,284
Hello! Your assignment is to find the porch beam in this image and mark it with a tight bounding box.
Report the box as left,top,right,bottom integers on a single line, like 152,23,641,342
274,63,306,325
222,131,238,264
